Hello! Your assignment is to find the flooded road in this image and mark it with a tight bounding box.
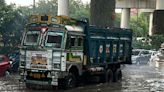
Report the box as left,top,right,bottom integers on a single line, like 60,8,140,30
1,64,164,92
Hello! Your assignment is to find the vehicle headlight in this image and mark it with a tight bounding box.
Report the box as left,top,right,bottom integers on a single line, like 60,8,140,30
20,61,26,66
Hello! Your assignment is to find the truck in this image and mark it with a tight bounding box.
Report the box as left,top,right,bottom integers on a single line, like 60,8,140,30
19,15,132,89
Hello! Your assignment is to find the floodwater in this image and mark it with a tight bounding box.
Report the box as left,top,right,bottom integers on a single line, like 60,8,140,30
1,63,164,92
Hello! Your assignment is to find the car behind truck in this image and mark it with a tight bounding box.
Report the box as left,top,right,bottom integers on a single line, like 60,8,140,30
19,15,132,89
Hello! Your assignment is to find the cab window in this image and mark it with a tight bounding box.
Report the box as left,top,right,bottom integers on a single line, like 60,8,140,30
24,31,40,46
66,35,83,50
78,37,83,46
45,32,63,48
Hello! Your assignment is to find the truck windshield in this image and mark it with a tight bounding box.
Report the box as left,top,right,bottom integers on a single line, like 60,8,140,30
24,31,40,46
45,32,63,48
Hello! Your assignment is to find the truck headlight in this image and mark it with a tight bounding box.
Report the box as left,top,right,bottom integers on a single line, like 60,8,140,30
20,61,26,66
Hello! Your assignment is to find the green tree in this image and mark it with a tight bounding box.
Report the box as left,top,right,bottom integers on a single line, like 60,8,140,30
130,13,149,37
114,13,121,27
69,0,90,19
90,0,115,27
35,0,58,15
16,6,33,16
0,1,27,53
150,35,164,49
17,0,90,19
0,2,15,46
0,1,26,47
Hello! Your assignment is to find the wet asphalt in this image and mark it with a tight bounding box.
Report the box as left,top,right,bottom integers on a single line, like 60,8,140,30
1,63,164,92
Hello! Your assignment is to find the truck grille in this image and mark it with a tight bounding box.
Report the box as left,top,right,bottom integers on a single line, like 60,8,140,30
31,56,47,65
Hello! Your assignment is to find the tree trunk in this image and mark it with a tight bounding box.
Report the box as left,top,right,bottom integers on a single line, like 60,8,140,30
90,0,115,27
152,10,164,35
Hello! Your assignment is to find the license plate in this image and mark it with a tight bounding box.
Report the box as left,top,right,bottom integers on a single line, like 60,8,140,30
30,73,46,79
33,74,41,79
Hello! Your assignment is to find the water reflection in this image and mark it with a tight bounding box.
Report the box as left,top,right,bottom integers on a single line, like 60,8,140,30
150,60,164,75
1,64,164,92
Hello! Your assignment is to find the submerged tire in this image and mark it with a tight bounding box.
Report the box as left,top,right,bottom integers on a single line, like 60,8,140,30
105,69,113,83
63,73,76,89
100,69,113,83
113,68,122,82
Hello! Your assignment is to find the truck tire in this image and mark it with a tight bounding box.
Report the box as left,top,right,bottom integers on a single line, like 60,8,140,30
105,69,113,83
63,73,76,89
100,69,113,83
113,68,122,82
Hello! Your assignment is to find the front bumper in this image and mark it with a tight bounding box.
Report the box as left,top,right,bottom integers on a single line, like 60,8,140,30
19,69,68,86
26,79,58,86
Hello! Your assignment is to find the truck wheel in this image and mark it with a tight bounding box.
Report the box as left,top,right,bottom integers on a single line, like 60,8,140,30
113,68,122,82
64,73,76,89
105,69,113,83
100,69,113,83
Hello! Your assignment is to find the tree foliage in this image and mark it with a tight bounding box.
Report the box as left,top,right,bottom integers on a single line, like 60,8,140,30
129,13,164,49
0,0,90,51
90,0,115,27
130,13,149,37
132,35,164,50
16,0,89,18
149,35,164,49
69,0,90,18
0,2,25,47
35,0,58,15
0,1,28,53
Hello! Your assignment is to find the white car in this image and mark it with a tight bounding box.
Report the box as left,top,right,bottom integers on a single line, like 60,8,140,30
132,49,152,64
149,48,164,67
